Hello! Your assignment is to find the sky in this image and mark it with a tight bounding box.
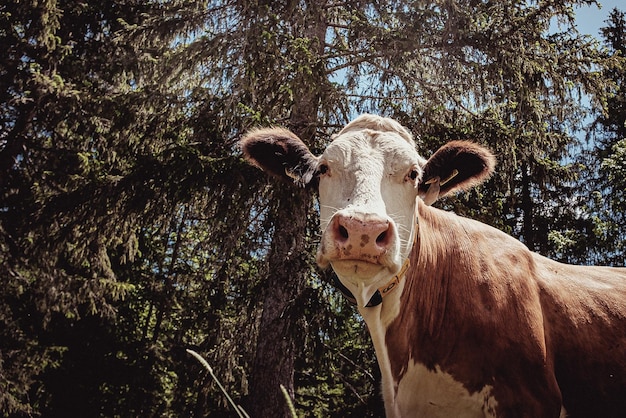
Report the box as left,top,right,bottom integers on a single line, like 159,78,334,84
574,0,623,38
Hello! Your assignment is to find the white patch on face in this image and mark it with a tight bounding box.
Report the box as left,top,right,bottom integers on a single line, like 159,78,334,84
393,362,498,418
315,129,422,303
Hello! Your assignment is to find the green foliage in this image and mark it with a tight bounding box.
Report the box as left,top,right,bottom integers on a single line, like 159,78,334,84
582,7,626,265
187,349,251,418
1,1,625,417
602,138,626,188
294,290,384,417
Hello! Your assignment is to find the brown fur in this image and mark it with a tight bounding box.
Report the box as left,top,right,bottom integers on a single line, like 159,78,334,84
240,127,319,186
386,200,626,417
239,116,626,417
419,140,497,197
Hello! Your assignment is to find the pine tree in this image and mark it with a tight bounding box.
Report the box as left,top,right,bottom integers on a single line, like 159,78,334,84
581,7,626,265
1,1,619,416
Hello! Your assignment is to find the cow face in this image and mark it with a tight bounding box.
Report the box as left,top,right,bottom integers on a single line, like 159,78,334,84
241,114,495,306
314,119,422,290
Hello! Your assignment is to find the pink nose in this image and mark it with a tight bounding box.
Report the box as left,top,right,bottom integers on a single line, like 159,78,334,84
331,214,393,260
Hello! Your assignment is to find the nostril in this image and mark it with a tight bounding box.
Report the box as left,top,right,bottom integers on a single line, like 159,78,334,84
338,225,349,240
332,215,394,253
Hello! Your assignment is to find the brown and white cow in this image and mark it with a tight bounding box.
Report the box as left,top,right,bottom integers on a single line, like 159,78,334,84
240,114,626,418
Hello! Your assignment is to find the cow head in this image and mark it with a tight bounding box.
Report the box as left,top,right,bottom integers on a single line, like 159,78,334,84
241,114,495,307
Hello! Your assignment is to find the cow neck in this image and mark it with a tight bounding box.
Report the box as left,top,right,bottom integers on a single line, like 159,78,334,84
333,257,411,307
333,214,418,308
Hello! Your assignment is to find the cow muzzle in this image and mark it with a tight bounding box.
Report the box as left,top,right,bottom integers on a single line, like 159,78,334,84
317,211,400,275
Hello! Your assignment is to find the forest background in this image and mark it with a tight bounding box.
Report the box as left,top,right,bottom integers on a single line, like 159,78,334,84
1,1,625,417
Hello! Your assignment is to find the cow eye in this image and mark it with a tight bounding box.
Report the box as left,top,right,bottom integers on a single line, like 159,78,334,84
407,169,419,181
317,163,329,176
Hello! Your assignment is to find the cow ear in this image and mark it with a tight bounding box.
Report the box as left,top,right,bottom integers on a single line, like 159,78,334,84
418,141,495,205
240,127,319,187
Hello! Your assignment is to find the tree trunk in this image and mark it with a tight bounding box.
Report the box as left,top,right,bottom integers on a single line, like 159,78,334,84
246,188,312,417
246,4,326,416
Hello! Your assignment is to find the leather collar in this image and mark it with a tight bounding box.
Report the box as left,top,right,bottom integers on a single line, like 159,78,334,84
333,214,417,308
333,257,411,307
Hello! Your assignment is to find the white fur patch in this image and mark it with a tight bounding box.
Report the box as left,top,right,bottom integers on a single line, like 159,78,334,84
316,125,421,282
392,362,498,418
359,286,500,418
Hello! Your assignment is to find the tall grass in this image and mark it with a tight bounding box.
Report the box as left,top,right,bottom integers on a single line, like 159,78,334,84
186,349,298,418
